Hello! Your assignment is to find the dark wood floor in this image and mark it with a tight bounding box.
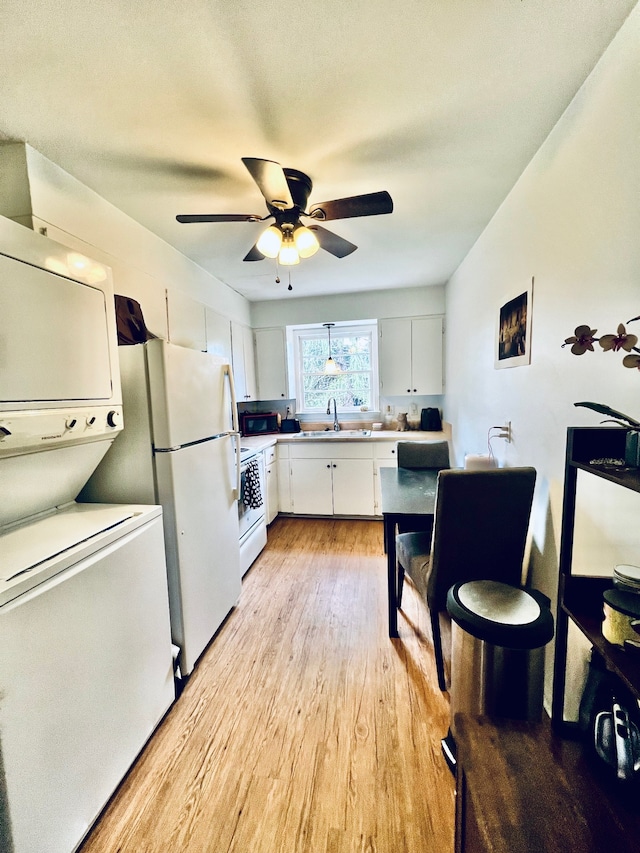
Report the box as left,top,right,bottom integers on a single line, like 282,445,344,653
79,517,455,853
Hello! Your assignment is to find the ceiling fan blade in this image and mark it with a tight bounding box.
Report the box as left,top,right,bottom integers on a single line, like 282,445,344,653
242,157,294,210
311,224,358,258
308,190,393,221
243,243,265,262
176,213,261,223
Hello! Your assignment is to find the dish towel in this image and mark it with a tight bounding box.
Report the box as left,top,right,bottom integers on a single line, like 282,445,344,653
243,459,263,509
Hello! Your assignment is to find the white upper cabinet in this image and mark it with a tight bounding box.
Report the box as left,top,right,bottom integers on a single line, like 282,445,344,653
379,316,443,396
165,289,206,351
231,321,257,401
254,327,288,400
205,307,232,362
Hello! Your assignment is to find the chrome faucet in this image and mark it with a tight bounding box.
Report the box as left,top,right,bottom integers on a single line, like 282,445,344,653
327,397,340,431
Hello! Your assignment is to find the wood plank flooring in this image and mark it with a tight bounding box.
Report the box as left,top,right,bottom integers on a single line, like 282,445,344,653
79,517,455,853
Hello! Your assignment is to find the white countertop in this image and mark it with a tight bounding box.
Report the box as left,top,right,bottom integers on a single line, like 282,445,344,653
239,430,449,453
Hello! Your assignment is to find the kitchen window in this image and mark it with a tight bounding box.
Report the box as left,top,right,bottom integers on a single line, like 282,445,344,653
288,321,379,414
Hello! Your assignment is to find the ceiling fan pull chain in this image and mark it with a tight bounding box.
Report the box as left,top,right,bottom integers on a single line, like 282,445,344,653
288,270,293,291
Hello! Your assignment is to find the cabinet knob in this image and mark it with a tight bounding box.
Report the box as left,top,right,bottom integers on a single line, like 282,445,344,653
327,464,331,468
333,463,337,468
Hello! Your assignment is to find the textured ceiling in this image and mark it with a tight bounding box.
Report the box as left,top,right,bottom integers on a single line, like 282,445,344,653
0,0,636,300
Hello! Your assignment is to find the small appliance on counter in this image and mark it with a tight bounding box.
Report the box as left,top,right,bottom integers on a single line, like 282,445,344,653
420,407,443,431
280,415,301,433
241,411,280,436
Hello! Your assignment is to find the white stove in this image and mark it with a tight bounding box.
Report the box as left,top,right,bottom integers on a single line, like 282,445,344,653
238,446,267,574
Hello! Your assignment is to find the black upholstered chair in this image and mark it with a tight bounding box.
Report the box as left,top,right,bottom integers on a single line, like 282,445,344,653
396,439,450,471
396,467,537,690
396,440,450,536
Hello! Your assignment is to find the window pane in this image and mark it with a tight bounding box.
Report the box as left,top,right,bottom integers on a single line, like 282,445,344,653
292,322,378,413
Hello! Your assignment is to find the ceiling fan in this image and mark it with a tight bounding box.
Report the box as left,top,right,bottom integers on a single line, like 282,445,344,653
176,157,393,266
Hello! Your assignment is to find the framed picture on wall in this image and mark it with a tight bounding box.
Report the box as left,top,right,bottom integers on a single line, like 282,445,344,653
495,277,534,369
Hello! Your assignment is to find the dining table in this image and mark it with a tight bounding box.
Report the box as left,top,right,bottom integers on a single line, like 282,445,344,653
379,466,439,637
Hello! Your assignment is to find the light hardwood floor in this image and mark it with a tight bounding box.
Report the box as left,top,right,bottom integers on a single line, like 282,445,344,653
79,517,455,853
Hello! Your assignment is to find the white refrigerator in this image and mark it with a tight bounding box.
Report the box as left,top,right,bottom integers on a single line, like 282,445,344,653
81,339,242,675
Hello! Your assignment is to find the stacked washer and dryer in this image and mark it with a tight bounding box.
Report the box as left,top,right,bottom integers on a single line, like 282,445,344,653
0,218,175,853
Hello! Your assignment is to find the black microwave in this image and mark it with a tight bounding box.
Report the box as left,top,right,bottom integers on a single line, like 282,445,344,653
241,412,279,436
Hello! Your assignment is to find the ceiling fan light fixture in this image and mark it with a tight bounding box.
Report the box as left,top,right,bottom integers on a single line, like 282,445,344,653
278,230,299,265
256,225,282,258
293,225,319,258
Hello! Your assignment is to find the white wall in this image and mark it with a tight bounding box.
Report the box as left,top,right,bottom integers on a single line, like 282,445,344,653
0,143,250,337
444,5,640,712
251,284,445,328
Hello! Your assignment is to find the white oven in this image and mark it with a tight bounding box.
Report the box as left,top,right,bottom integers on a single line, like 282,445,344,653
238,447,267,574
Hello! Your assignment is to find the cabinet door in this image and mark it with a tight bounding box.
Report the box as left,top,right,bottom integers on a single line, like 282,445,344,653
205,307,232,361
231,321,256,401
166,289,206,351
277,457,292,513
243,324,257,400
379,317,412,396
255,327,288,400
265,446,279,524
374,459,397,516
290,459,333,515
231,321,247,401
332,459,375,516
411,316,443,395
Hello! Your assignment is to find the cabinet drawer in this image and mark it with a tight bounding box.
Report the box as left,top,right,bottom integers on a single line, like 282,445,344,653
374,441,398,460
265,445,277,465
290,441,374,460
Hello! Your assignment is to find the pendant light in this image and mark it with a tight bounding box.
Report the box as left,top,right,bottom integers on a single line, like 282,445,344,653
323,323,340,374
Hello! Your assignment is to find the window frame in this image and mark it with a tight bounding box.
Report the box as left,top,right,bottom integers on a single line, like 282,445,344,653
287,320,379,415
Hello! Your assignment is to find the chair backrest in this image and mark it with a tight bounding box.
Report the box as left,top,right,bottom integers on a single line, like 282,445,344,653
397,440,450,470
426,467,536,611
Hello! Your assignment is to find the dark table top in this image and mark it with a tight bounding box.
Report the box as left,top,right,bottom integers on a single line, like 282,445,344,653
379,467,438,517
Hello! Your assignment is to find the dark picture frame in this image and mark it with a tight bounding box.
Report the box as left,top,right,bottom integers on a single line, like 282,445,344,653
495,277,534,369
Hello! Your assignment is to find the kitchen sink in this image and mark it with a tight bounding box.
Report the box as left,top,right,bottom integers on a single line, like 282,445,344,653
296,429,372,438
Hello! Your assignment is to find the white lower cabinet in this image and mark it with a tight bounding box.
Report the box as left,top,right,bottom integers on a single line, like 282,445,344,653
286,442,375,516
290,458,334,515
264,445,279,524
373,441,399,516
277,444,292,513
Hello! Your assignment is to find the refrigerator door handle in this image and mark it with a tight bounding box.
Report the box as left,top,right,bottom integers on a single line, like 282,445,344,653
232,431,241,501
224,363,239,433
224,364,242,500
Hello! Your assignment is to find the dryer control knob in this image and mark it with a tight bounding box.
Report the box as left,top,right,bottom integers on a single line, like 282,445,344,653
0,424,11,439
106,410,121,428
65,417,78,430
86,415,97,427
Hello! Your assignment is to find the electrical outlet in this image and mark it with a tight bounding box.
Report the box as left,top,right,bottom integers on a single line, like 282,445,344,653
500,421,512,443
